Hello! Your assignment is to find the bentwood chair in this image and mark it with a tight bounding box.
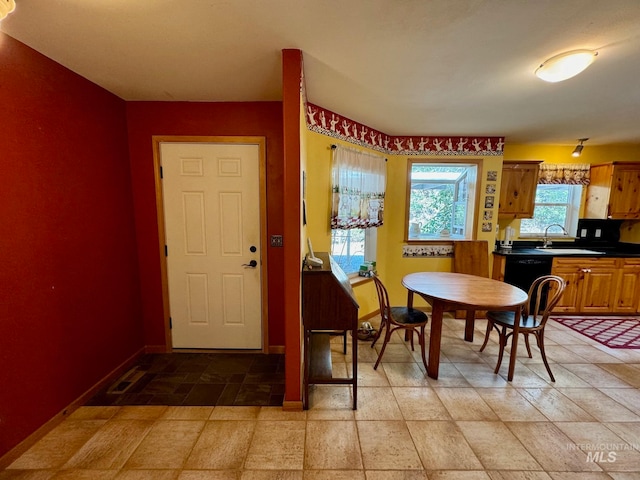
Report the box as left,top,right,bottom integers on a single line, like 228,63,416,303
371,274,429,371
479,274,566,381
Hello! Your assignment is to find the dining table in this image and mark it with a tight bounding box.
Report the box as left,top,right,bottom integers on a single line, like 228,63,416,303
402,272,529,380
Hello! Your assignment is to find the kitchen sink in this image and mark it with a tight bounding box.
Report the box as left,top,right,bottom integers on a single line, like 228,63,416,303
535,248,605,255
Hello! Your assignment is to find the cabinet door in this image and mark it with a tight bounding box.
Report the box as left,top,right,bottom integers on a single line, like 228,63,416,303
608,165,640,219
580,266,619,313
584,163,613,219
615,260,640,313
552,257,619,314
551,268,582,313
498,161,540,218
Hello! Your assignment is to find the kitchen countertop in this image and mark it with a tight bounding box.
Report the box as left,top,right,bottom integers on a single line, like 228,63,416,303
493,242,640,258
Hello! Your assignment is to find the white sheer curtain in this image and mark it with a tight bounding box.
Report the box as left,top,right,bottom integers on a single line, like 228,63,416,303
331,145,386,229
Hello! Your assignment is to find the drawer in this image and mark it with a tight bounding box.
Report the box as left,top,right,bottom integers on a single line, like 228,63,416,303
552,257,619,270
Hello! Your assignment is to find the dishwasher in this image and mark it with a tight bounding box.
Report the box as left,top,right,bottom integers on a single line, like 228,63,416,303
503,256,553,296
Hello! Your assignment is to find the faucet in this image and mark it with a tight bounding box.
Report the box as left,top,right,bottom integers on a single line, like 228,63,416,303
541,223,568,248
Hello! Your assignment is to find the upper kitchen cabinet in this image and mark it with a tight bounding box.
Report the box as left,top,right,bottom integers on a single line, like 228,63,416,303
498,160,541,218
585,162,640,219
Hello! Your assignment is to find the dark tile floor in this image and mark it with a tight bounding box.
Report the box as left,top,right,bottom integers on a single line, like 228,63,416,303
86,352,285,407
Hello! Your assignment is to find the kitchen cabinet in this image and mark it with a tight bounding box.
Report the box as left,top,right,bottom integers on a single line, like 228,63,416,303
615,258,640,313
498,160,541,218
552,257,621,314
585,162,640,219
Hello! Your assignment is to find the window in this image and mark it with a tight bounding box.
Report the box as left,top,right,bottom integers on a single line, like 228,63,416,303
331,228,377,275
520,184,582,236
407,161,479,240
330,145,386,275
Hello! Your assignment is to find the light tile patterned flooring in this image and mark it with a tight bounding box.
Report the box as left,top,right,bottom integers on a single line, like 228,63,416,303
3,314,640,479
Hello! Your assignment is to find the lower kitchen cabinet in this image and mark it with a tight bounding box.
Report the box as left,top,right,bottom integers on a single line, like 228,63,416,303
551,262,583,314
615,258,640,313
552,257,620,314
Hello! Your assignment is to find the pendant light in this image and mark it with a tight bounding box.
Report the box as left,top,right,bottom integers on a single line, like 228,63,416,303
535,49,598,83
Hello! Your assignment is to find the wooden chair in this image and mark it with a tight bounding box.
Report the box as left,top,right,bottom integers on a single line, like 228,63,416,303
453,240,489,319
370,274,429,371
479,274,566,381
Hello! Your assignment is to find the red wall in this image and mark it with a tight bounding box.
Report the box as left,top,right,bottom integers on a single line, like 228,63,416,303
0,31,289,459
0,33,143,458
126,102,286,350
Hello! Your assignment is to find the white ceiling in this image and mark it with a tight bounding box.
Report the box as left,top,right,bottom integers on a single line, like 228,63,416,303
3,0,640,145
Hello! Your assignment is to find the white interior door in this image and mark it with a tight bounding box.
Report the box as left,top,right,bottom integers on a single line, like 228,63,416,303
161,142,262,349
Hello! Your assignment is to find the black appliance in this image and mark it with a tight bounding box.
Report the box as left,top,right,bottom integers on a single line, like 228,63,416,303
504,256,554,311
503,256,553,295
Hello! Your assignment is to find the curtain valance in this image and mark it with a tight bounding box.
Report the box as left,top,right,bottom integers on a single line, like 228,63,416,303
331,145,387,229
538,163,590,185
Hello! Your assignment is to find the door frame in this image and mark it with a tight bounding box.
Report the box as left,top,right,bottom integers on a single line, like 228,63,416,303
152,136,269,352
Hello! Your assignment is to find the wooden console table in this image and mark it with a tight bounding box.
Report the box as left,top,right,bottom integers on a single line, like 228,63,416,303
302,252,359,409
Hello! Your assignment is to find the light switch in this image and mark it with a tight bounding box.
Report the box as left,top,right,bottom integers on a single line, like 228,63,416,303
270,235,283,247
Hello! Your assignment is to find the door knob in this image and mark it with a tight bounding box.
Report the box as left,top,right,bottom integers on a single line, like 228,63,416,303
242,260,258,268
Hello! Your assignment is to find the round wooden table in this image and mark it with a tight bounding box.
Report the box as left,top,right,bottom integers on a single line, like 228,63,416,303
402,272,528,380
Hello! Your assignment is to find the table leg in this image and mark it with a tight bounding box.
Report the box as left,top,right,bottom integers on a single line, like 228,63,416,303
427,301,444,379
464,310,475,342
405,291,415,342
507,305,521,381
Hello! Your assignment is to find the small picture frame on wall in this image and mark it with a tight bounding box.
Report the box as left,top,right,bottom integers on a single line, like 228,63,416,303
487,170,498,181
485,184,496,195
483,210,493,220
482,222,493,232
484,196,494,208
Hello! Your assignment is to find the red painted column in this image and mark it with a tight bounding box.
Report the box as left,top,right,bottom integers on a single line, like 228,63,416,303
281,49,303,409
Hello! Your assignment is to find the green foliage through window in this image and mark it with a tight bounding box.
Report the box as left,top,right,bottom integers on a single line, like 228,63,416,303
407,163,478,239
520,184,582,235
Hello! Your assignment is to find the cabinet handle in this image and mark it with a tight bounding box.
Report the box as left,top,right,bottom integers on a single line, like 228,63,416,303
581,268,592,273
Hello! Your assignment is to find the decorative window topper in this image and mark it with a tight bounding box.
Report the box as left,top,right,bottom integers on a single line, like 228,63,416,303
306,102,504,156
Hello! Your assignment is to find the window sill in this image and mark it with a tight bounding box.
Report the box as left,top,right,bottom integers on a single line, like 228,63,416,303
406,238,456,243
349,275,372,287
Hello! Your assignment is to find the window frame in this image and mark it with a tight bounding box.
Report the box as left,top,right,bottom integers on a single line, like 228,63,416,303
519,184,583,237
405,158,482,242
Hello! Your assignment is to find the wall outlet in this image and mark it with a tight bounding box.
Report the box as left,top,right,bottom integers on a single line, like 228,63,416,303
580,228,587,237
270,235,283,247
595,229,602,238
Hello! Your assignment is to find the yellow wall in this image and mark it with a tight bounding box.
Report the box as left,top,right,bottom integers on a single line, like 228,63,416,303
500,144,640,240
304,133,380,317
305,129,502,315
305,133,640,319
382,153,503,308
503,144,640,164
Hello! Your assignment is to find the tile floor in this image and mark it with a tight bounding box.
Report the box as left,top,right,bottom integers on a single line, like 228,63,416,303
3,314,640,479
85,353,285,407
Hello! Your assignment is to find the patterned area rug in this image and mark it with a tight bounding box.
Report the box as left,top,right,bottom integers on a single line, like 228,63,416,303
552,316,640,349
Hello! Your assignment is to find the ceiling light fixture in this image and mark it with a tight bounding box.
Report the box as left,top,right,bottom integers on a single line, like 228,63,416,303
0,0,16,21
572,138,589,157
535,49,598,83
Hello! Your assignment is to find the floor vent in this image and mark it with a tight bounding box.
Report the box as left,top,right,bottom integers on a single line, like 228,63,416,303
107,367,145,394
